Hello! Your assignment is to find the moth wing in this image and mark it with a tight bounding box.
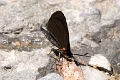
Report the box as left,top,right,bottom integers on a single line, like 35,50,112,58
47,11,71,54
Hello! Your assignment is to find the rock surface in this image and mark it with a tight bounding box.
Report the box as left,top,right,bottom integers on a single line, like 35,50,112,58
0,0,120,80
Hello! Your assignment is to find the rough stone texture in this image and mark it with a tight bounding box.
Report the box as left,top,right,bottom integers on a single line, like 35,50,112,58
0,49,49,80
82,66,114,80
89,54,111,71
0,0,120,80
38,73,63,80
56,58,84,80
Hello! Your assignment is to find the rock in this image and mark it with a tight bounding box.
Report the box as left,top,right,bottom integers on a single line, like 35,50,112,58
89,54,111,71
39,73,63,80
82,66,114,80
0,0,7,6
84,7,101,32
0,54,4,61
80,0,96,3
81,38,99,47
56,58,84,80
0,48,49,80
0,0,120,79
46,0,66,5
1,69,39,80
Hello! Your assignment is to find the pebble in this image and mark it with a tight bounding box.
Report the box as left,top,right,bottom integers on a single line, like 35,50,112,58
89,54,111,71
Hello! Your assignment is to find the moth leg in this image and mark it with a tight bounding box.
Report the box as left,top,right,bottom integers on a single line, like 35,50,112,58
51,48,62,61
48,48,53,55
47,48,61,62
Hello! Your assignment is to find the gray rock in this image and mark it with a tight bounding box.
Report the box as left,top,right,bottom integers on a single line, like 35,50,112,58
82,66,114,80
80,0,97,3
45,0,66,5
0,0,120,79
1,69,39,80
39,73,63,80
0,0,7,6
0,48,49,80
84,7,101,32
81,38,99,47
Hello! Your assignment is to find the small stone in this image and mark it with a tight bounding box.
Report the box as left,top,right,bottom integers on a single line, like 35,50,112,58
89,54,111,71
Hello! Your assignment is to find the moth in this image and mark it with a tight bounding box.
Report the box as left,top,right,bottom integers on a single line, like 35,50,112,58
40,11,84,66
40,11,113,75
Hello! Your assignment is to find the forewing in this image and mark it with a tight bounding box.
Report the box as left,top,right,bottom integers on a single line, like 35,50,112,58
40,27,59,48
47,11,70,52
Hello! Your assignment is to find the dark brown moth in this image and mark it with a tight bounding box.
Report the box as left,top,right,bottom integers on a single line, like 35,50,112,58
40,11,84,66
40,11,113,75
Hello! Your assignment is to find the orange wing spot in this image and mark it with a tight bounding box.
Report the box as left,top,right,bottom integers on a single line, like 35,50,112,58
62,47,67,54
62,47,66,51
